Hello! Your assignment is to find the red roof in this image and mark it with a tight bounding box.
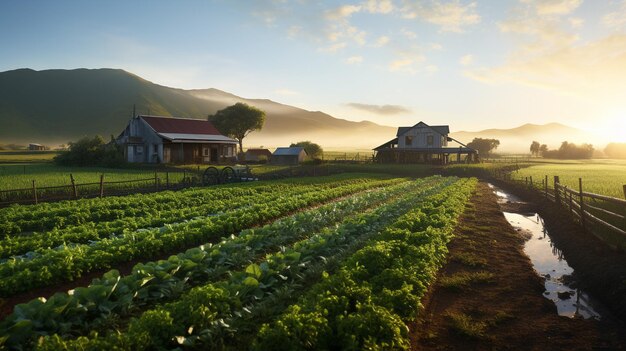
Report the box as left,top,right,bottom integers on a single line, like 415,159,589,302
245,148,272,156
141,115,223,135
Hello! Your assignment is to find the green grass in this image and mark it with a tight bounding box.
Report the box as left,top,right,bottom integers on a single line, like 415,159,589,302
512,162,626,198
439,271,494,291
0,164,187,191
446,312,487,339
0,151,59,163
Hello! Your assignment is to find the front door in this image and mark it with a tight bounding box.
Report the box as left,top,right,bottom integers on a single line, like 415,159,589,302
211,147,218,163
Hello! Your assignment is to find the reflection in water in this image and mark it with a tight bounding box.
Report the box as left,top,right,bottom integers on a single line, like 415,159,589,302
490,184,606,320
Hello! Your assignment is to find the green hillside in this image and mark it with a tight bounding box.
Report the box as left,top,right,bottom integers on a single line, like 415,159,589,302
0,68,395,148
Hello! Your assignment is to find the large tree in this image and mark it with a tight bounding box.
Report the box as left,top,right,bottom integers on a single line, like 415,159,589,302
467,138,500,157
208,102,265,153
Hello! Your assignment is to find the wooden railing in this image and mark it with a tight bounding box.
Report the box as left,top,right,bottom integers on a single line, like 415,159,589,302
492,170,626,246
0,172,199,207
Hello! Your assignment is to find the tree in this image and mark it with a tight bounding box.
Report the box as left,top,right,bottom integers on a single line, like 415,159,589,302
208,103,265,153
539,144,548,156
466,138,500,157
54,135,124,167
530,141,540,156
290,141,323,159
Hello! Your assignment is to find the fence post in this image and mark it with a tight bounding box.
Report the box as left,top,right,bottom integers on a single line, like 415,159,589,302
529,176,533,189
579,178,585,230
70,174,78,199
623,184,626,200
554,176,560,205
568,190,573,217
32,180,37,204
154,172,159,191
99,174,104,198
544,175,548,198
166,172,170,189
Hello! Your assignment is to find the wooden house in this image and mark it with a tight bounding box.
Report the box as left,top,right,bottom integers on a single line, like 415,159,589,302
271,147,307,165
28,143,46,151
244,148,272,162
374,121,477,164
116,115,237,164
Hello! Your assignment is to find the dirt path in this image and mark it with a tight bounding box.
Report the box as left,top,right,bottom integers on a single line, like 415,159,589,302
411,182,625,350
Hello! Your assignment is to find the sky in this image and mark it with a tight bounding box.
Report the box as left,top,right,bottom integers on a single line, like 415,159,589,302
1,0,626,140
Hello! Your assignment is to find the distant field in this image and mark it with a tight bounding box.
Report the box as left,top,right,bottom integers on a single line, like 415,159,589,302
512,160,626,198
0,151,59,163
0,164,187,191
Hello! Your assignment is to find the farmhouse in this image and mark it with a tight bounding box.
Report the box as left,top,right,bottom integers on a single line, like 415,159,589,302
271,147,307,165
374,121,477,164
244,148,272,162
116,115,237,164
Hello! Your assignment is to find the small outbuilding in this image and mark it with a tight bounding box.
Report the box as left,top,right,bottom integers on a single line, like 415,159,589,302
244,148,273,162
271,147,308,165
28,143,46,151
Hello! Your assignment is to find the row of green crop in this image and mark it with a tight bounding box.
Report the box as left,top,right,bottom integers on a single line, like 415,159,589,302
0,177,400,297
31,177,474,350
0,173,379,236
0,177,388,259
0,178,436,349
252,178,476,350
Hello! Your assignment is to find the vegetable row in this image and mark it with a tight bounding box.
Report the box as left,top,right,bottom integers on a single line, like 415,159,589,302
0,176,388,259
0,173,383,236
29,177,473,350
0,177,400,296
1,178,434,348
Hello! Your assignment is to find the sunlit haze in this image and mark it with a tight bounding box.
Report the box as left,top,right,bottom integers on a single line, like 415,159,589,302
1,0,626,137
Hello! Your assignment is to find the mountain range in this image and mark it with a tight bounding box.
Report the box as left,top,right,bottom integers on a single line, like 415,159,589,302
0,68,598,152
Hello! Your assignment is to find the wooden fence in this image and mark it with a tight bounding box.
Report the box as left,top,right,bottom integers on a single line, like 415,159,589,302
0,171,199,207
492,169,626,246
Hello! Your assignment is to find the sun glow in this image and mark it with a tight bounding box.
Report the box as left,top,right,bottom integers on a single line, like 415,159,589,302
601,115,626,143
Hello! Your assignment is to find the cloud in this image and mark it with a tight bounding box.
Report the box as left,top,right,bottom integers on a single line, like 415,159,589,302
345,55,364,64
522,0,582,16
373,35,390,47
363,0,394,14
401,28,418,39
465,34,626,99
459,54,473,65
347,102,412,115
401,1,481,33
603,1,626,30
568,17,584,28
326,5,362,20
319,42,348,52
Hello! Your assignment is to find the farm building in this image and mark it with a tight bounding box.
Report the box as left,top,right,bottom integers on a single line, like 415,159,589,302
374,121,477,164
116,115,237,164
271,147,308,165
28,143,46,151
244,148,272,162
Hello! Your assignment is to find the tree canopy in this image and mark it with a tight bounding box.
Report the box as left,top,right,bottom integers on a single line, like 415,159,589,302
542,141,594,159
54,135,124,167
290,141,323,159
208,103,265,153
467,138,500,156
530,141,540,156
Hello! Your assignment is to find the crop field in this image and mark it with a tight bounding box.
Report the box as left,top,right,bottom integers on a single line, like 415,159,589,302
512,162,626,198
0,173,476,350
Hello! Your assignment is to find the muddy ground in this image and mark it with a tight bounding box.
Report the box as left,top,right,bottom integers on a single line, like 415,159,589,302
411,181,626,350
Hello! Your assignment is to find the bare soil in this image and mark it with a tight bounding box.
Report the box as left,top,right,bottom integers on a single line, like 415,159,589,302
411,182,626,350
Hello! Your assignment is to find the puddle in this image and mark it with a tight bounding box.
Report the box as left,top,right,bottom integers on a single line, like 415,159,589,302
490,184,608,320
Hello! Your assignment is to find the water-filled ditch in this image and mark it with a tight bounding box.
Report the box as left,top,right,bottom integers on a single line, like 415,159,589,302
489,184,608,320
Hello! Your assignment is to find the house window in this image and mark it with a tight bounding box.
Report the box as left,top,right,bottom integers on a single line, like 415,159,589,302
136,146,143,155
405,136,413,146
203,147,210,156
427,135,434,146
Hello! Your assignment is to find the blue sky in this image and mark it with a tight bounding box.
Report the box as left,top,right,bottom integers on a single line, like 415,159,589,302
1,0,626,139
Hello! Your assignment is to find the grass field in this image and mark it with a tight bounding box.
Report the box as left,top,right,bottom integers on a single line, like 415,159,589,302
0,164,187,191
0,151,59,163
512,160,626,198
